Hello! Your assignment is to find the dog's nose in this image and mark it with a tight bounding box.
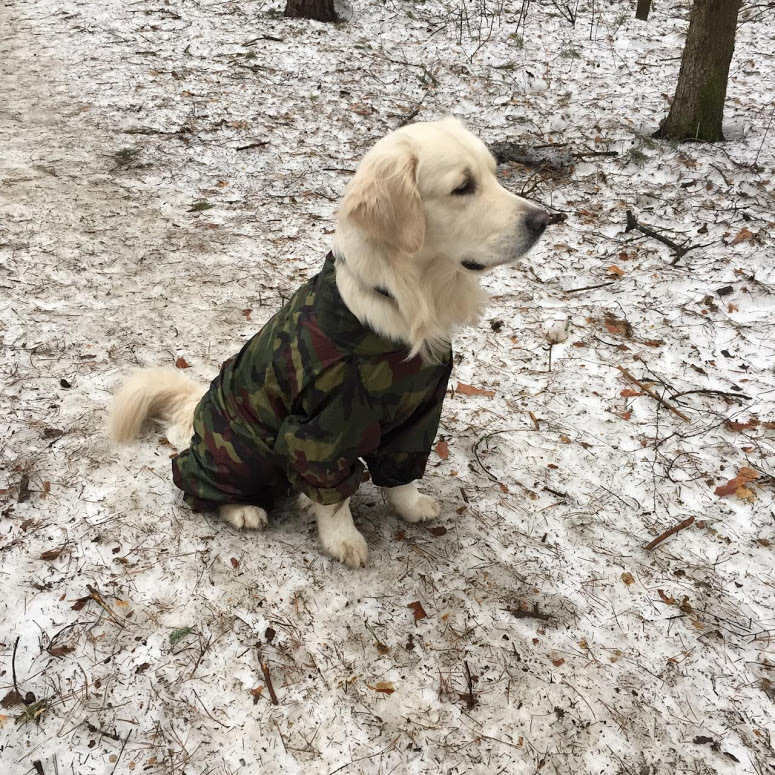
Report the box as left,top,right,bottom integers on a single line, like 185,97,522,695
526,208,551,236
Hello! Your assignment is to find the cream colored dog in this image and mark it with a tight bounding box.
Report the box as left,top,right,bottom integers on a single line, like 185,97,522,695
110,117,549,567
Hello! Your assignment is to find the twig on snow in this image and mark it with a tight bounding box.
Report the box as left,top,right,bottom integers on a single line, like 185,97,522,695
645,516,695,551
616,365,690,423
625,209,699,264
259,652,279,705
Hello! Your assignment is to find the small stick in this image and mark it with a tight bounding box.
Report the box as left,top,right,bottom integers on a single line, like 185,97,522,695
12,636,21,699
86,584,125,628
565,281,616,294
109,730,131,775
464,661,477,710
625,209,693,263
616,365,690,423
645,516,695,551
260,658,279,705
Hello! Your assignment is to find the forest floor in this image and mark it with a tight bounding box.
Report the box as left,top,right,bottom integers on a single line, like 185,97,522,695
1,0,774,773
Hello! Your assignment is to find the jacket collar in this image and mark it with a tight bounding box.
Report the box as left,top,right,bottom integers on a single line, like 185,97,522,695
314,252,408,357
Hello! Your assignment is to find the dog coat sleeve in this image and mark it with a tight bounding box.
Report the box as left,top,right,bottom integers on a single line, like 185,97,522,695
274,359,381,505
364,357,452,488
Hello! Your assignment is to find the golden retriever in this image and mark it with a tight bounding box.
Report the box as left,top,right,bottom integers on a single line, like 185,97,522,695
109,117,550,568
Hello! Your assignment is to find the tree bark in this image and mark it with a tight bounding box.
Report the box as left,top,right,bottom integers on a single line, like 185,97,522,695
654,0,742,142
284,0,336,22
635,0,652,21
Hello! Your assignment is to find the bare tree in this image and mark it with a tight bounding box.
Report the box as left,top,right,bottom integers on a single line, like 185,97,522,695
635,0,652,20
654,0,742,142
284,0,336,22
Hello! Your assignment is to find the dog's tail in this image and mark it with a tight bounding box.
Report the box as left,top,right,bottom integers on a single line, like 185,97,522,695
108,367,205,449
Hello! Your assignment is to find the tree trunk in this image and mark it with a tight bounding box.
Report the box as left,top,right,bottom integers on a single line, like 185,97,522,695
284,0,336,22
654,0,742,142
635,0,652,21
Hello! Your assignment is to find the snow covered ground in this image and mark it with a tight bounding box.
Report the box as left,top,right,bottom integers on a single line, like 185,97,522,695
2,0,774,772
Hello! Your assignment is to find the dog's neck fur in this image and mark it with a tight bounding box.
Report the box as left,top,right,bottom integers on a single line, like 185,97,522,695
333,230,487,362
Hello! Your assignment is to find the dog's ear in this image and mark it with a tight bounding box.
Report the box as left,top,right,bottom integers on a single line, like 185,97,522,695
339,138,425,255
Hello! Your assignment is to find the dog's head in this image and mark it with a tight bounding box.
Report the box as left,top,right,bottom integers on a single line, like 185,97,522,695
337,117,550,271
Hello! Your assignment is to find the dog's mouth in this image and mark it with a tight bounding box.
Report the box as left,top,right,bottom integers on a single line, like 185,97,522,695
461,259,487,272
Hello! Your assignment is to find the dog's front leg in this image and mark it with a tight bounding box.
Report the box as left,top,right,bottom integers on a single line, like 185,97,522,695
299,495,368,569
383,483,441,523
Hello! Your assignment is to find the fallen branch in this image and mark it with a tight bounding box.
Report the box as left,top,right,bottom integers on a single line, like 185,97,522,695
645,516,695,551
625,209,695,264
616,365,690,423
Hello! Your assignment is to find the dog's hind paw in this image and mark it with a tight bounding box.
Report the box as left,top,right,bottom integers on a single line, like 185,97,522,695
218,504,269,530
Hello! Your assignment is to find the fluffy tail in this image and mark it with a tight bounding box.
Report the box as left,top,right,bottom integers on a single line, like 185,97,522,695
109,367,205,449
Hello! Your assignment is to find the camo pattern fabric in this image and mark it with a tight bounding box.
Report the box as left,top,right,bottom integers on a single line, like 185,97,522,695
171,252,453,510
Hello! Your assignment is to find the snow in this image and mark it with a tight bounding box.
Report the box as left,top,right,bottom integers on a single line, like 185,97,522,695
1,0,774,773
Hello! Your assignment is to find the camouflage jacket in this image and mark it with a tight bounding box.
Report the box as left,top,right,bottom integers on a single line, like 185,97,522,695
171,253,452,510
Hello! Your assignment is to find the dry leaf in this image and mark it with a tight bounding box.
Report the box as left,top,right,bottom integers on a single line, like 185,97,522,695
621,572,635,585
40,546,64,561
242,309,252,321
175,357,191,369
725,418,759,431
715,467,759,497
230,557,240,569
607,265,625,276
435,440,449,459
657,589,675,605
367,681,395,694
730,227,754,245
49,645,74,658
620,389,643,397
456,382,495,398
407,601,427,620
551,658,565,667
428,526,447,537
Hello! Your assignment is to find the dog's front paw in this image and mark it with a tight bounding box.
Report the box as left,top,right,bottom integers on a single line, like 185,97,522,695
320,527,369,569
385,484,441,523
218,504,268,531
398,493,441,523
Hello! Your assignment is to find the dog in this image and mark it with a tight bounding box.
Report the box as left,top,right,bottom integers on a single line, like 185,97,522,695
109,117,550,568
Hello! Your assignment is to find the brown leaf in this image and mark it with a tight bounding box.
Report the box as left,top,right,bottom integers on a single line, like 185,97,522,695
620,389,643,397
603,315,632,338
551,658,565,667
0,689,23,708
621,572,635,585
715,467,759,497
434,440,449,460
230,557,240,569
428,526,447,537
49,645,74,658
71,596,90,611
367,681,395,694
657,589,675,605
725,418,759,431
730,227,754,245
135,663,151,674
407,601,427,620
607,265,625,276
456,382,495,397
40,546,64,561
242,309,252,321
175,357,191,369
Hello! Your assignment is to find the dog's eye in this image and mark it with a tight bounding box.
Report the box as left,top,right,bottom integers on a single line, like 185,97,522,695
451,177,476,196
